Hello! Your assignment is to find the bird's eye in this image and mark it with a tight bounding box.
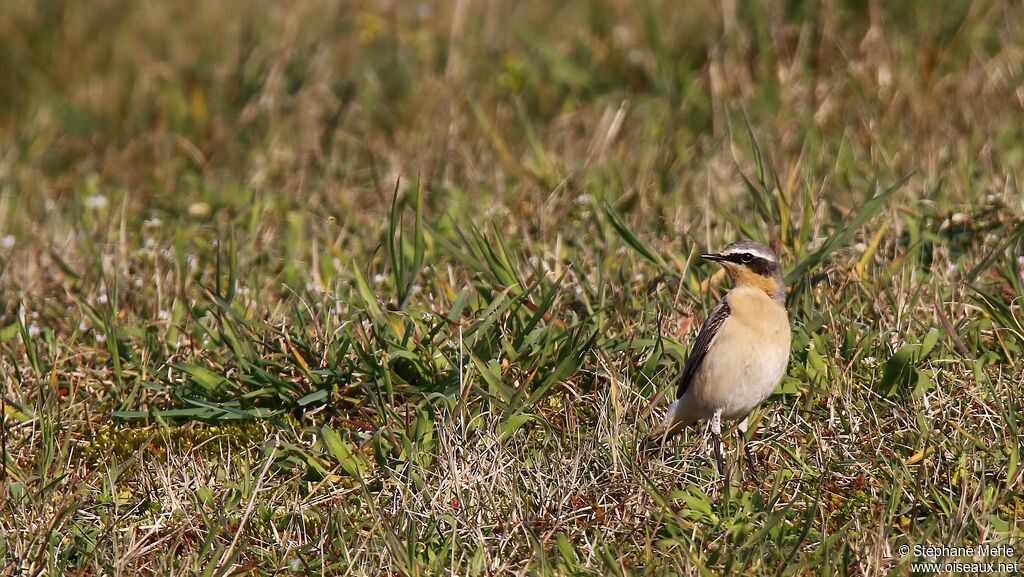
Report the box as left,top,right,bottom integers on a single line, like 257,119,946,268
738,253,754,264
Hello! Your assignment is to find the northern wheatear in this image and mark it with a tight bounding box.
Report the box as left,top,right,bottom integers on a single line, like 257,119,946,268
648,240,791,481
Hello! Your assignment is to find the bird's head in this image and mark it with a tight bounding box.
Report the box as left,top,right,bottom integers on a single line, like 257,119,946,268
701,240,785,302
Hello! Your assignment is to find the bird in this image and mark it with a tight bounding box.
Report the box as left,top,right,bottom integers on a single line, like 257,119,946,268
647,239,791,483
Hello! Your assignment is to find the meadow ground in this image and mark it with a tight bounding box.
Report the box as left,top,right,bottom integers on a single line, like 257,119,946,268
1,0,1023,575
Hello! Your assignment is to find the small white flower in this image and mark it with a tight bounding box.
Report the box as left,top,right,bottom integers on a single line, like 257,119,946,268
97,294,109,305
528,255,540,266
95,333,107,344
144,218,163,229
0,235,14,250
78,319,90,333
85,195,109,210
410,284,422,294
1016,255,1024,267
289,559,301,571
158,310,170,320
575,194,592,204
28,324,41,338
373,274,387,284
862,356,876,366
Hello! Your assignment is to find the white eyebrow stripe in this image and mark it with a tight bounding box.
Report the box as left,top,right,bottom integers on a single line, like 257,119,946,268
724,246,776,262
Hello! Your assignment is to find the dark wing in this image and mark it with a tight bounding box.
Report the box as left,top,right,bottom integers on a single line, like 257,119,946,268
676,298,731,399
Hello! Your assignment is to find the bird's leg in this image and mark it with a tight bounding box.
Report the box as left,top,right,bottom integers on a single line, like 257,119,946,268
737,415,758,482
710,409,727,483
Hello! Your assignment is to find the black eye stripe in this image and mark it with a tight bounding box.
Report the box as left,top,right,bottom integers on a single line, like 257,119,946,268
724,253,778,275
725,252,756,264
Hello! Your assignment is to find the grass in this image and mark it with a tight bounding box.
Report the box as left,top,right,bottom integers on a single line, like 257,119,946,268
1,0,1023,574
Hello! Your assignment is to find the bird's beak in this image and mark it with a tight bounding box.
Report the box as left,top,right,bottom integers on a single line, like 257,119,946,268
700,253,725,263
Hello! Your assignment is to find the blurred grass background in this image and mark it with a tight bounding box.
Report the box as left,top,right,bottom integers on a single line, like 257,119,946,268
1,0,1023,574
